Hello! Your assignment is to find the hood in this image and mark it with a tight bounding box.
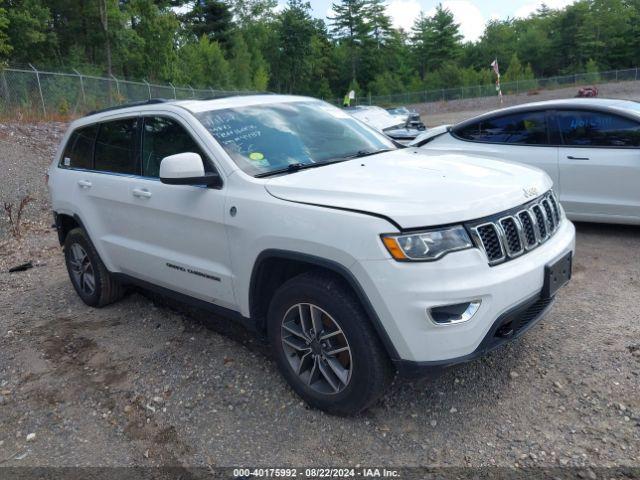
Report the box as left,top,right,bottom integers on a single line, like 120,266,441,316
264,149,552,229
349,108,403,131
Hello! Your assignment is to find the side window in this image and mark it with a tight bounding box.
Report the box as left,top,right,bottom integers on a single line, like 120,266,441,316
556,110,640,147
142,117,208,177
94,118,139,174
454,111,548,145
60,125,98,169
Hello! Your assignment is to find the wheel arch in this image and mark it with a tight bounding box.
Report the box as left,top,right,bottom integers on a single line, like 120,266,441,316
249,249,400,361
53,212,84,245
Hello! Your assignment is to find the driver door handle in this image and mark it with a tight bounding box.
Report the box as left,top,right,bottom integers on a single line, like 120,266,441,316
132,188,152,199
77,180,92,188
567,155,590,161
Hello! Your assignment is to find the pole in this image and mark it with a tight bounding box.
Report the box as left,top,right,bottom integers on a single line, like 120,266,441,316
72,69,86,105
29,64,46,116
1,68,10,106
169,82,176,99
110,74,120,99
143,79,151,99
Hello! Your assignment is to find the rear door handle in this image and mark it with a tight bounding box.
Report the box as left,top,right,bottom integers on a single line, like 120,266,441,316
132,188,152,199
567,155,590,161
77,180,92,188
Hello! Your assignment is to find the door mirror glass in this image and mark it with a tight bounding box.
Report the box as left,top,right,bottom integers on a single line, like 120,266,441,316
159,152,221,187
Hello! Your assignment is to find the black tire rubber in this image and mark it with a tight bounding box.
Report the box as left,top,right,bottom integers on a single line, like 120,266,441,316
63,227,123,307
267,270,394,415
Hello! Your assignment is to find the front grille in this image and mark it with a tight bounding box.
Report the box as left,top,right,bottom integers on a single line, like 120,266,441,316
518,211,537,248
476,224,504,262
542,199,556,231
500,217,523,255
469,191,562,266
532,205,547,239
548,194,560,224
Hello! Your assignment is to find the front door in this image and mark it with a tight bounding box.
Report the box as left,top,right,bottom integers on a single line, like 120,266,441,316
118,115,236,309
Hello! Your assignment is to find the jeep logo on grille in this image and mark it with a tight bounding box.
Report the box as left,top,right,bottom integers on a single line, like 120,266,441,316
523,187,539,198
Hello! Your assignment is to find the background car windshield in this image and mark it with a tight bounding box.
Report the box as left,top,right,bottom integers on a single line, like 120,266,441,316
195,101,396,176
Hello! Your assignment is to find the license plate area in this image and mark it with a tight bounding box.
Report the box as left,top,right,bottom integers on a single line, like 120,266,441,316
542,252,572,299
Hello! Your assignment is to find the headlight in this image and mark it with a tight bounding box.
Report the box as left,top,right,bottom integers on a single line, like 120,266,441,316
381,225,473,261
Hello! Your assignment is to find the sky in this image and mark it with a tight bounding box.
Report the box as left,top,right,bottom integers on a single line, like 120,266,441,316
293,0,577,42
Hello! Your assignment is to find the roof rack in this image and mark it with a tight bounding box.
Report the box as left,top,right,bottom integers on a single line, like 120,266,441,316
85,98,172,117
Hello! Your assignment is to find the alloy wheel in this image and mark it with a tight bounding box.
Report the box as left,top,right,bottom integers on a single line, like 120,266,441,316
281,303,352,395
68,243,96,296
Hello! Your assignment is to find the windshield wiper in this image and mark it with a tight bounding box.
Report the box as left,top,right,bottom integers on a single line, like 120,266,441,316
254,148,397,178
255,160,353,178
341,148,396,159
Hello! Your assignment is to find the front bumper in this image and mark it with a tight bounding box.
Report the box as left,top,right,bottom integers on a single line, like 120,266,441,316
393,292,555,377
352,218,576,365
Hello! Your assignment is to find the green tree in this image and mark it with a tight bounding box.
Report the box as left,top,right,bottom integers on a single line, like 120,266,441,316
229,32,253,89
176,35,231,89
503,53,523,83
126,0,179,81
368,71,404,96
0,7,12,59
330,0,368,82
276,0,316,93
584,58,600,83
411,4,462,78
182,0,234,47
3,0,57,65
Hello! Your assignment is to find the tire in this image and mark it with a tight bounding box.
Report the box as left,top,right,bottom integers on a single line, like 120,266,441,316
63,227,123,307
267,270,394,415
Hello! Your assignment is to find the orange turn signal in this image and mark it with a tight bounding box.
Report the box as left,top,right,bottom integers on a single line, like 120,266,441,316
382,236,407,260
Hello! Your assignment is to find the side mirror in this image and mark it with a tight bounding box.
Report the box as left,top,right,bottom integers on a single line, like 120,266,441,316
159,152,222,187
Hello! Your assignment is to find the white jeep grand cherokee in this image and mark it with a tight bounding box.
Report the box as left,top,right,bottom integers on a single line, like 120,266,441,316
48,95,575,415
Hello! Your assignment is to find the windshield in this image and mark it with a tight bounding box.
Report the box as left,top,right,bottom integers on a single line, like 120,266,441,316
195,100,396,176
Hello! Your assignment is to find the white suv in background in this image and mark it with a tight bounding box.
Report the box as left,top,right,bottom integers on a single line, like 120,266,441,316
48,95,575,415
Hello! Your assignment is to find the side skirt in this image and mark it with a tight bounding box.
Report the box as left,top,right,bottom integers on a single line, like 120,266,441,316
112,273,260,335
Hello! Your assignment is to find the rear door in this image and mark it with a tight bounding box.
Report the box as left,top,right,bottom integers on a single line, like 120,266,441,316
554,109,640,221
68,117,141,273
435,110,560,186
119,114,235,309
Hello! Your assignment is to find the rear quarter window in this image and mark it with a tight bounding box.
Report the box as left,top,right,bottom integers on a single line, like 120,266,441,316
60,125,98,169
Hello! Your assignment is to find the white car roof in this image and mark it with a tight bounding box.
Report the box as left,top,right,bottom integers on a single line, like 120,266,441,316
468,98,640,120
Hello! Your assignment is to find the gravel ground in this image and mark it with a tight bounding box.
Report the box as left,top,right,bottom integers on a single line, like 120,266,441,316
0,115,639,473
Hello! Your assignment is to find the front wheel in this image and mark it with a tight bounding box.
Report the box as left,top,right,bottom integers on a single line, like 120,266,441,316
267,271,394,415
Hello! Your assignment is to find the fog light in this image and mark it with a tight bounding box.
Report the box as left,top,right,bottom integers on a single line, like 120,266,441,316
429,300,481,325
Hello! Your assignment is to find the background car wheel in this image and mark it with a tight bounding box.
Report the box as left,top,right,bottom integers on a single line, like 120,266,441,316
267,270,394,415
64,227,123,307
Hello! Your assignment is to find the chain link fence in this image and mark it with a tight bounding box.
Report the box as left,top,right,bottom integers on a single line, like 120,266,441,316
333,67,640,107
2,64,640,118
0,64,256,120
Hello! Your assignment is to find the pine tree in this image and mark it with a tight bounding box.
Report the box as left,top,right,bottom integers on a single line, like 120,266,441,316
276,0,315,93
229,32,253,89
329,0,368,82
0,8,12,59
183,0,234,47
411,4,462,78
